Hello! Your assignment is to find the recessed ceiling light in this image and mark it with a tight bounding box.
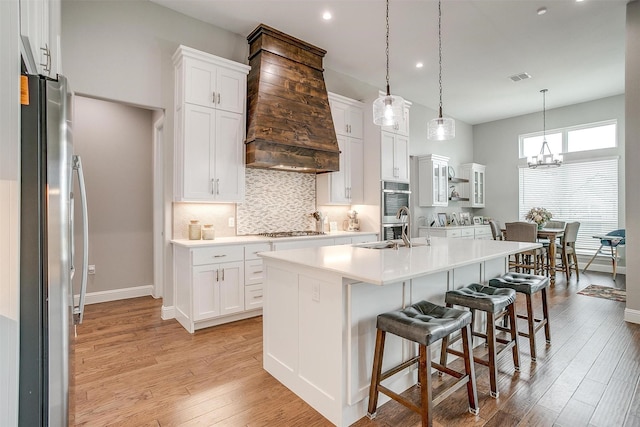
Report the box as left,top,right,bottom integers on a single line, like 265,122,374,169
537,7,548,15
416,62,424,68
576,0,585,2
322,11,332,20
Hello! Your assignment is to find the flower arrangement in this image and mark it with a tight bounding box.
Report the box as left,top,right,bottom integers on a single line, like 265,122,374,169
525,207,552,226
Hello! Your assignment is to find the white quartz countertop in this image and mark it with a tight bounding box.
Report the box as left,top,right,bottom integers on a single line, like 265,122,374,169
259,237,541,285
171,231,377,247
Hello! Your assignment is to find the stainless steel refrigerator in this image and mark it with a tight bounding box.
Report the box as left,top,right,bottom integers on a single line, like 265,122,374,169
19,72,88,426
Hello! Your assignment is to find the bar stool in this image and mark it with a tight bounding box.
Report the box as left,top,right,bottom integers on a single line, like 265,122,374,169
367,300,479,427
489,272,551,361
441,283,520,398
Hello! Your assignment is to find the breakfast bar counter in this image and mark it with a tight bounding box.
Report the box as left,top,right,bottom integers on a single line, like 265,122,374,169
259,237,540,426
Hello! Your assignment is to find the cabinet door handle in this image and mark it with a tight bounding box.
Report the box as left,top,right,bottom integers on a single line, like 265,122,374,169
216,178,220,195
40,44,51,73
212,92,216,104
254,270,263,274
221,268,225,281
215,269,219,282
213,254,227,258
253,295,263,299
217,93,221,104
211,178,215,194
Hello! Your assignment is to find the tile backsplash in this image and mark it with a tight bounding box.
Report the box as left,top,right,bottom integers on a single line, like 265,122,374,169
173,168,324,238
237,168,317,234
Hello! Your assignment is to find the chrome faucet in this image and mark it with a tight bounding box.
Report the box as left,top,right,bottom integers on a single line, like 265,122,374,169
396,206,412,248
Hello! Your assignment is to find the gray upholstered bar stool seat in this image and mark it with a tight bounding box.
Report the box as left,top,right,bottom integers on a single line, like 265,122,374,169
367,300,479,427
441,283,520,398
489,272,551,361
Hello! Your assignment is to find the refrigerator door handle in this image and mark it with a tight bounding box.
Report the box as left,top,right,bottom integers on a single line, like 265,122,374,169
70,192,75,280
73,155,89,324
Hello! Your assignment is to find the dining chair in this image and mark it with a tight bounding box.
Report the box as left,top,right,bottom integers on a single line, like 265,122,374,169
489,220,503,240
555,221,580,281
538,220,565,246
505,222,547,275
583,229,626,279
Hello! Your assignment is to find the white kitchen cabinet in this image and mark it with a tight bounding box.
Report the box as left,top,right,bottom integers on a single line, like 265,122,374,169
318,94,364,205
460,163,486,208
380,131,410,182
418,225,491,240
244,243,271,310
317,135,363,205
329,93,364,139
418,154,449,207
175,244,247,333
173,46,250,202
179,46,247,114
20,0,60,77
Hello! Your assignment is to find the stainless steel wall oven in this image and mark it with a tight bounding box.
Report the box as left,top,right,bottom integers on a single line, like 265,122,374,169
381,181,410,240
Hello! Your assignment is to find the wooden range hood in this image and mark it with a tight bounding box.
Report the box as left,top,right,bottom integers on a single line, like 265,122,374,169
245,24,340,173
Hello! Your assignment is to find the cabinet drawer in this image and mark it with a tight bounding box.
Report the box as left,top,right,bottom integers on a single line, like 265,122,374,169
192,245,243,266
245,283,263,310
245,243,271,260
460,228,475,239
245,259,264,286
474,226,492,238
446,229,462,238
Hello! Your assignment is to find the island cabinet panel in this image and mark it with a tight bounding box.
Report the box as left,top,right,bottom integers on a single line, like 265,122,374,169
347,281,408,406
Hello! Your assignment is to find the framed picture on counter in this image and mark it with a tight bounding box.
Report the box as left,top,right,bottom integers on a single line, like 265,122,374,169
460,212,471,226
473,216,483,225
438,213,447,227
450,212,459,226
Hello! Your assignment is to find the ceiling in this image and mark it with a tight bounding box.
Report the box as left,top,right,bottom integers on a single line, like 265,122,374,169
150,0,628,125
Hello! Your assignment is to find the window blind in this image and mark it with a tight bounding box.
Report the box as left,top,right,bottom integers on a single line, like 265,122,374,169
519,158,619,251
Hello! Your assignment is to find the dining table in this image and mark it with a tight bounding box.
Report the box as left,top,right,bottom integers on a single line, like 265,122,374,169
502,227,565,285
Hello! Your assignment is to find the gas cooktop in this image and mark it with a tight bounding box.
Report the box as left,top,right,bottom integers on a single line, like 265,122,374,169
258,231,326,238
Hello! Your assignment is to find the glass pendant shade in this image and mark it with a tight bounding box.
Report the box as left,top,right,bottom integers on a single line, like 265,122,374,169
373,93,405,126
427,116,455,141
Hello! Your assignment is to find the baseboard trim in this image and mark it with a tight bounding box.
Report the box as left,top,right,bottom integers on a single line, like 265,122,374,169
581,264,626,275
74,285,154,306
624,308,640,325
161,305,176,320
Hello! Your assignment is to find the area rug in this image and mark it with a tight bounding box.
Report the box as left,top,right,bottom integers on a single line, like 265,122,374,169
577,285,626,302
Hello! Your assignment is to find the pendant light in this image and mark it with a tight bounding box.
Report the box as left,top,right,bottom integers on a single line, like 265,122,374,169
527,89,563,169
427,0,455,141
372,0,405,127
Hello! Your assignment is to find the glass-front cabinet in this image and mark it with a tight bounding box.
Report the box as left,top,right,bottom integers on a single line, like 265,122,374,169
461,163,486,208
418,154,449,207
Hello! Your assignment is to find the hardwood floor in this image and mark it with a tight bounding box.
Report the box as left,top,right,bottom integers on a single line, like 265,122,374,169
71,271,639,427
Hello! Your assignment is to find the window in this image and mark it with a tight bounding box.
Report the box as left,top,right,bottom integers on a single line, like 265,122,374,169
518,158,619,252
520,120,617,158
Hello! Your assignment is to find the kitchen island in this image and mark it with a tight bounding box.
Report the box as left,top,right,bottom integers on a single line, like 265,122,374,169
259,236,541,427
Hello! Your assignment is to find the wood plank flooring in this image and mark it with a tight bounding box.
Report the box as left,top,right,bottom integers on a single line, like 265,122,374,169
70,271,639,426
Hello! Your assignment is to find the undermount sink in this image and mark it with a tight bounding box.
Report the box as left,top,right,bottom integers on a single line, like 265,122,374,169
354,241,428,250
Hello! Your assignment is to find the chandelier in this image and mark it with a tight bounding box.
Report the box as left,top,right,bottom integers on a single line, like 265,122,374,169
528,89,563,169
427,0,455,141
372,0,405,126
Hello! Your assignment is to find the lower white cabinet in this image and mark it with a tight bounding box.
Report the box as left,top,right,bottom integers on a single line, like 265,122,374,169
244,243,271,310
175,244,251,333
419,225,491,240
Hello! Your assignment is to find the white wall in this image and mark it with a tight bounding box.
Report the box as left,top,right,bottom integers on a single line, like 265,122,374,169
473,94,625,228
0,0,20,424
73,96,154,295
61,0,249,309
625,0,640,320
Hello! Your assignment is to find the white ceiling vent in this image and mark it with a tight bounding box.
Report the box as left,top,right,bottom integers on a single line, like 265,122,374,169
509,72,532,82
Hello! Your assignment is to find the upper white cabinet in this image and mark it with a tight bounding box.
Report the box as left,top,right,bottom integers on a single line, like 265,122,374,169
330,94,364,139
460,163,486,208
380,131,410,182
173,46,250,202
317,93,364,205
20,0,60,77
183,57,246,114
418,154,450,207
